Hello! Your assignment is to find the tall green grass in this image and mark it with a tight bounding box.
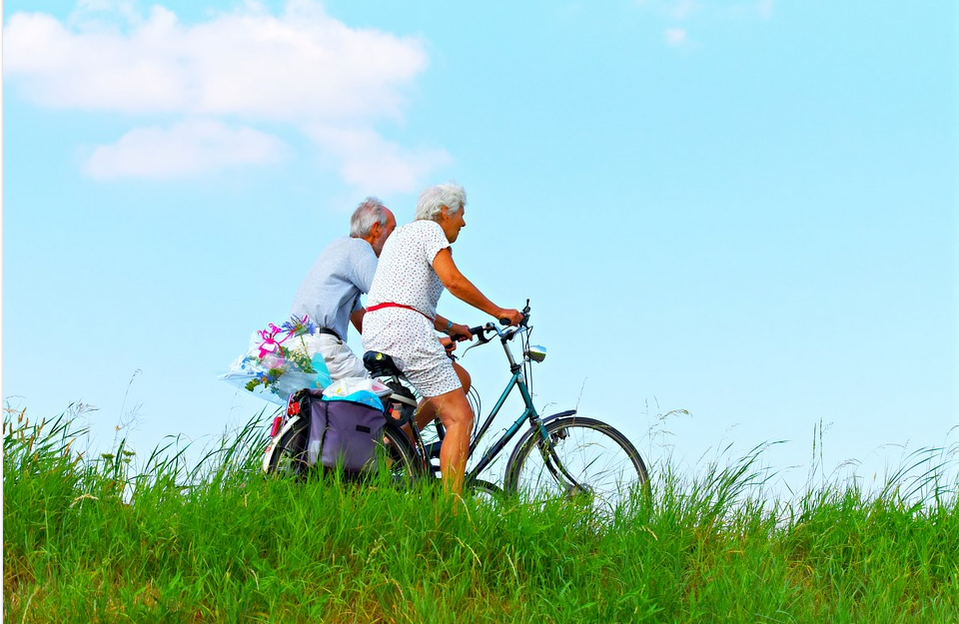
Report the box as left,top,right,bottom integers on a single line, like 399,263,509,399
4,409,957,623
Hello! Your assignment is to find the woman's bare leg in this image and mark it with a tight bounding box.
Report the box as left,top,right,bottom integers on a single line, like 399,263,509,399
417,387,473,493
414,362,471,430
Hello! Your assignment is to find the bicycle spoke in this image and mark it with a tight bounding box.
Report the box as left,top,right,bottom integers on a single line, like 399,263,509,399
507,417,648,516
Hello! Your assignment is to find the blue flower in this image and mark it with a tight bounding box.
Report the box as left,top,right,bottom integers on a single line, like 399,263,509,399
281,314,316,337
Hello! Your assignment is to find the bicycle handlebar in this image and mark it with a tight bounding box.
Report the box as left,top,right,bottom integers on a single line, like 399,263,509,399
464,300,532,346
468,325,489,340
447,302,531,362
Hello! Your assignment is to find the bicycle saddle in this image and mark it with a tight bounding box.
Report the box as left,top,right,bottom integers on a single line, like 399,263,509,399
363,351,403,378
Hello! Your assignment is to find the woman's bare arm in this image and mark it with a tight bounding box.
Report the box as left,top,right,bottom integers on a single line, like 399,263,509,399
433,248,521,324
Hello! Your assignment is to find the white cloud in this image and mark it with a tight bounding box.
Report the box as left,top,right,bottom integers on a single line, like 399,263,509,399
4,1,441,191
668,1,702,20
4,1,426,120
664,28,689,47
727,0,775,19
756,0,775,19
638,0,774,48
83,118,288,179
308,125,452,195
634,0,701,20
637,0,773,20
4,9,190,113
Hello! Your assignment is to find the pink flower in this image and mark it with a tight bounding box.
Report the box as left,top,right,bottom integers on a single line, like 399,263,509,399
257,323,291,358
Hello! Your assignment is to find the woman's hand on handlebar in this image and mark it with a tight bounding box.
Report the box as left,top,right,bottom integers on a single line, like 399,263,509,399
496,307,524,326
447,323,473,342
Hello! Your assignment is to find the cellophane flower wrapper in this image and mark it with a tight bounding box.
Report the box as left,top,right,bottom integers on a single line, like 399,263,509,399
219,317,333,406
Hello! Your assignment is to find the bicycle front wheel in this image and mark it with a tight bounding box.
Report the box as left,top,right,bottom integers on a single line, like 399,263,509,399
504,416,648,514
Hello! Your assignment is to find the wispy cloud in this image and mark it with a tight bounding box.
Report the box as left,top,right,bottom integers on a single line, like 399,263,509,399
637,0,773,19
637,0,774,48
668,1,703,20
307,125,453,195
664,28,690,47
83,118,288,180
756,0,775,19
4,1,448,191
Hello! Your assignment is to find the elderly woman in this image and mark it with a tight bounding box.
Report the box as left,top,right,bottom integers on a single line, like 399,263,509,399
362,182,522,493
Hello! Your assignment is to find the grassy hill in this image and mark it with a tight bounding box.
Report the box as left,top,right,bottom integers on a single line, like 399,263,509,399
4,411,957,623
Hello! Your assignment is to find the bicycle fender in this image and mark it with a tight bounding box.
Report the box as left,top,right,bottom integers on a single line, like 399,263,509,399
503,410,577,485
261,415,303,473
540,409,577,424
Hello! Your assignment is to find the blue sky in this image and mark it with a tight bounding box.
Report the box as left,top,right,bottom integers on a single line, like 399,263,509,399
4,0,957,493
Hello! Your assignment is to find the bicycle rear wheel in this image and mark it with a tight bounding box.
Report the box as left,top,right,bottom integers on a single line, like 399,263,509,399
372,424,427,486
265,418,425,484
266,417,310,478
504,416,648,514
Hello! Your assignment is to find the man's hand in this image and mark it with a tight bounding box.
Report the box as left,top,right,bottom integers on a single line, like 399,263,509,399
439,336,457,356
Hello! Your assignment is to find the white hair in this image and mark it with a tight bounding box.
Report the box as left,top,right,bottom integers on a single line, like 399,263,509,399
350,197,390,238
414,183,466,222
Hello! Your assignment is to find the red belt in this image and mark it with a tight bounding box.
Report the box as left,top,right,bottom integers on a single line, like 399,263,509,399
366,302,434,322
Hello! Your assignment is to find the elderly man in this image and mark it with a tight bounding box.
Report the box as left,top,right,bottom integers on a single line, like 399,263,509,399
291,197,396,381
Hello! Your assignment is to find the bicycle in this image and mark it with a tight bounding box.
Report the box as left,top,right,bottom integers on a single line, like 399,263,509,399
265,302,649,513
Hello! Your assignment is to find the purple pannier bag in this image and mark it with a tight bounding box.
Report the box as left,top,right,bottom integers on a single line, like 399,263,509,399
303,389,386,472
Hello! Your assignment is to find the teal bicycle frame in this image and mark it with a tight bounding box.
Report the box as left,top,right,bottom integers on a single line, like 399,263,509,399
455,322,577,488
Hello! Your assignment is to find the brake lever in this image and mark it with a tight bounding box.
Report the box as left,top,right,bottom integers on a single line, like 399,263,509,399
456,323,492,358
459,342,482,357
469,324,492,344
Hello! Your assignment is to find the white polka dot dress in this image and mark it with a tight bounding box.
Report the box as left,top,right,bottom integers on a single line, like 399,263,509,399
362,220,461,398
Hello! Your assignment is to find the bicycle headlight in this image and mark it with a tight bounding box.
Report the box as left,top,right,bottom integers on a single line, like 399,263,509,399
525,344,547,363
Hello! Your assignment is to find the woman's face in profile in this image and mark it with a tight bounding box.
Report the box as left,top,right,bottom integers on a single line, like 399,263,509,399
439,205,466,243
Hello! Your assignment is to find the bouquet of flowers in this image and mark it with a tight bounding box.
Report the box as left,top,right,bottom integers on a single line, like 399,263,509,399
220,315,333,405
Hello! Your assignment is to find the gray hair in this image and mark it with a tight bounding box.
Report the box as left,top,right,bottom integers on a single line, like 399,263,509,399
414,182,466,222
350,197,390,238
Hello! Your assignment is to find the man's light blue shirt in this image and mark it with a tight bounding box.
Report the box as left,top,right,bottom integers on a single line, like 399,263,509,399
290,237,378,340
